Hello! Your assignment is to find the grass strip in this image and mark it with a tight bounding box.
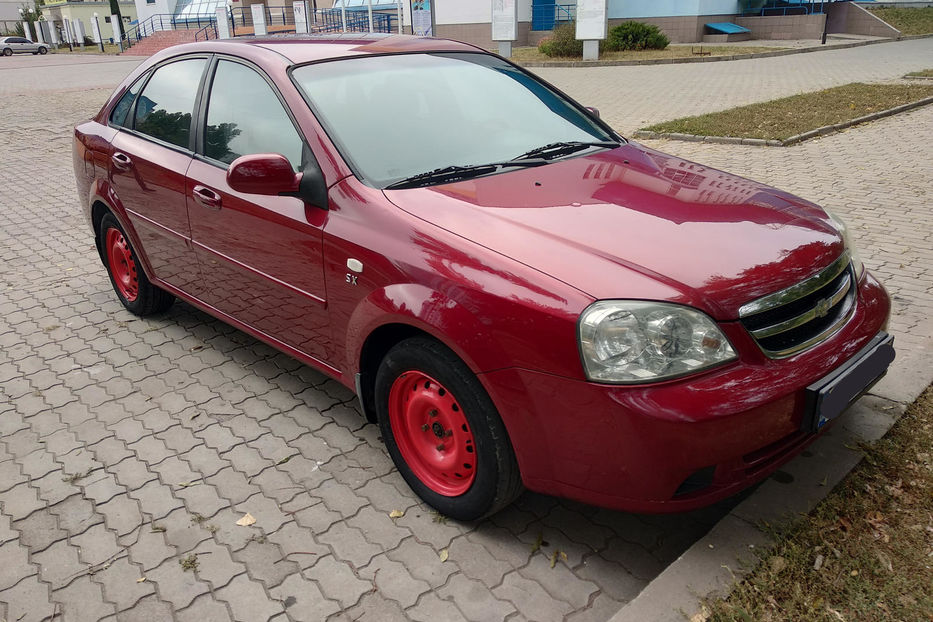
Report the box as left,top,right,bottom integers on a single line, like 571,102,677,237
509,44,785,63
907,68,933,78
706,386,933,622
641,83,933,141
867,7,933,36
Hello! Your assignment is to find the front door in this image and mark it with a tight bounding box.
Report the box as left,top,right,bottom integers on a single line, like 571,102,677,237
186,58,331,363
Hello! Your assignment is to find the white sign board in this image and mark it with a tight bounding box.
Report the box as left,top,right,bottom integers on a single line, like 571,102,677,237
293,1,308,33
35,21,47,43
215,7,230,38
90,15,103,43
410,0,432,37
110,14,122,44
73,19,86,44
491,0,516,41
251,3,267,36
576,0,607,41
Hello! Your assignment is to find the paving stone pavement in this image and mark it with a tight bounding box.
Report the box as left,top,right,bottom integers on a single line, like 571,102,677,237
2,41,931,621
0,86,734,621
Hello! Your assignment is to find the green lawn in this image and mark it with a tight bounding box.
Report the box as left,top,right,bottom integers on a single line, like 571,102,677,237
509,44,785,63
868,7,933,35
642,83,933,141
706,387,933,622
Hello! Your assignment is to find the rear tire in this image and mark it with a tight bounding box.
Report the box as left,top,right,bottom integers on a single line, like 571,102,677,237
375,337,522,521
99,212,174,316
2,48,12,56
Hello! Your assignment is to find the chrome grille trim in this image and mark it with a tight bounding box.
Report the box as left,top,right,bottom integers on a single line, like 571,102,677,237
749,271,852,339
738,251,851,318
738,251,858,359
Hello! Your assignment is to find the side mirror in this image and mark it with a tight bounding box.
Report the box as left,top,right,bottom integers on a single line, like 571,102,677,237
585,106,600,119
227,153,301,196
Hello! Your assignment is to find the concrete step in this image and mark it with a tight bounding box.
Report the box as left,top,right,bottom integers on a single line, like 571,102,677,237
121,29,203,56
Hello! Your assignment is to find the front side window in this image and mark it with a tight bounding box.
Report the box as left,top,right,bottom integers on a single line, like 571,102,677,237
203,60,303,170
134,58,206,149
291,52,615,187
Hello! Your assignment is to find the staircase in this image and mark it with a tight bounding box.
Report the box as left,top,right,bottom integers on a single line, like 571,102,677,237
121,29,202,56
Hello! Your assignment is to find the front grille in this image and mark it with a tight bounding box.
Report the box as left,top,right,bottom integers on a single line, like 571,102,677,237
739,252,857,358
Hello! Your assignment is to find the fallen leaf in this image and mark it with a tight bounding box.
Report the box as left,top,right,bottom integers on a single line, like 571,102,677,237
136,577,147,583
875,551,893,573
388,510,405,519
813,554,824,571
236,513,256,527
769,556,787,574
438,548,449,562
176,481,199,488
189,345,203,352
277,455,296,465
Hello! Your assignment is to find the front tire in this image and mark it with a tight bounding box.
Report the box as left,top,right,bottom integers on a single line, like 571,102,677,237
38,46,47,55
99,213,174,316
375,337,522,521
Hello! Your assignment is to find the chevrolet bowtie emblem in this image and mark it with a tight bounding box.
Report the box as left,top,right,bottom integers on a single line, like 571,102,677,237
814,297,832,319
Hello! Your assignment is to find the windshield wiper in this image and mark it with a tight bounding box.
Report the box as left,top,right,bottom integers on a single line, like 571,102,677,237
385,158,549,190
512,140,620,162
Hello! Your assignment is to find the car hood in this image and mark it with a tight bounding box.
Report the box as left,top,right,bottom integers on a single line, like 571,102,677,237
383,142,844,320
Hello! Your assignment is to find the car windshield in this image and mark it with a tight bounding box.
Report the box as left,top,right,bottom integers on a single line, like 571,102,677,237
291,52,617,188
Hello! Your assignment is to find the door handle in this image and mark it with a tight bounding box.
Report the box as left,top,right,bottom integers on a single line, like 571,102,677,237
192,185,222,210
111,152,132,171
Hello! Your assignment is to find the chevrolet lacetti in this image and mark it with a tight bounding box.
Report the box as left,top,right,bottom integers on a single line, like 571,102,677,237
73,34,895,520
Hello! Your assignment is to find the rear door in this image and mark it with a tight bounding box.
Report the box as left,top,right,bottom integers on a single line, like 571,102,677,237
109,56,208,295
186,57,332,362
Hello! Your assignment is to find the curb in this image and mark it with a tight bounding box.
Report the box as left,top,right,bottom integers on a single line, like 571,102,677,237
632,95,933,147
516,33,933,69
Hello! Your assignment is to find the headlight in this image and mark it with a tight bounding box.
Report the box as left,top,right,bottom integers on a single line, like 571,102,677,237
578,301,737,383
825,209,864,278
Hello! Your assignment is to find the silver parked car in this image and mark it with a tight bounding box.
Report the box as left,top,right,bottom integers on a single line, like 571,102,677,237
0,36,49,56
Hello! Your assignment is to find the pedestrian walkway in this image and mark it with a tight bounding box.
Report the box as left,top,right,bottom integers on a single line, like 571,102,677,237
536,37,933,134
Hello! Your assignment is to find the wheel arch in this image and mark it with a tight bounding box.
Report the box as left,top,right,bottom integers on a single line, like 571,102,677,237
347,284,513,424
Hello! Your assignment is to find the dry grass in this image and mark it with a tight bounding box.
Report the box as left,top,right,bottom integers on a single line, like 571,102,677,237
868,7,933,35
51,43,123,55
509,44,785,63
642,82,933,140
706,386,933,622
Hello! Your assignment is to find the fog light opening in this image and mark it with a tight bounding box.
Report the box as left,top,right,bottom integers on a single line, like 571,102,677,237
673,466,717,497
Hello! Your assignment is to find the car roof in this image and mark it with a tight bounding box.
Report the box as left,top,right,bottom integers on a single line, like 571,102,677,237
153,33,484,66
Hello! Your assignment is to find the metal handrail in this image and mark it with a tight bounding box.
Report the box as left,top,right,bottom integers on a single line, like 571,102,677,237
122,12,218,47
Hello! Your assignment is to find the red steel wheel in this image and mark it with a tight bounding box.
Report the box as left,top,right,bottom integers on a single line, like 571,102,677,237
98,212,174,316
375,337,522,520
388,371,476,496
105,227,139,302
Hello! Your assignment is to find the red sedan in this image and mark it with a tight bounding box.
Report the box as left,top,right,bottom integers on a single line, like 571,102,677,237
73,34,894,520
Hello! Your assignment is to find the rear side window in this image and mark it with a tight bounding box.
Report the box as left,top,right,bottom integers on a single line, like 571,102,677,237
134,58,206,149
110,73,147,128
203,60,303,170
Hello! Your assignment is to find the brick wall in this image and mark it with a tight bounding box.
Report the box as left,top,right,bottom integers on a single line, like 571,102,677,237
827,2,902,38
735,14,826,40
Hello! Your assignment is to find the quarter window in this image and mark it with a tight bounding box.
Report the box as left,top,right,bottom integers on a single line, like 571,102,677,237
110,72,147,128
204,60,303,170
134,58,206,149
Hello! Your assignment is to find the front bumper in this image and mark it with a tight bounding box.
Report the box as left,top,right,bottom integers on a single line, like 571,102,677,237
480,271,892,513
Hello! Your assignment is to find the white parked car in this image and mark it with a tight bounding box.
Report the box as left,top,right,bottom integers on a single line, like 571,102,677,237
0,36,49,56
